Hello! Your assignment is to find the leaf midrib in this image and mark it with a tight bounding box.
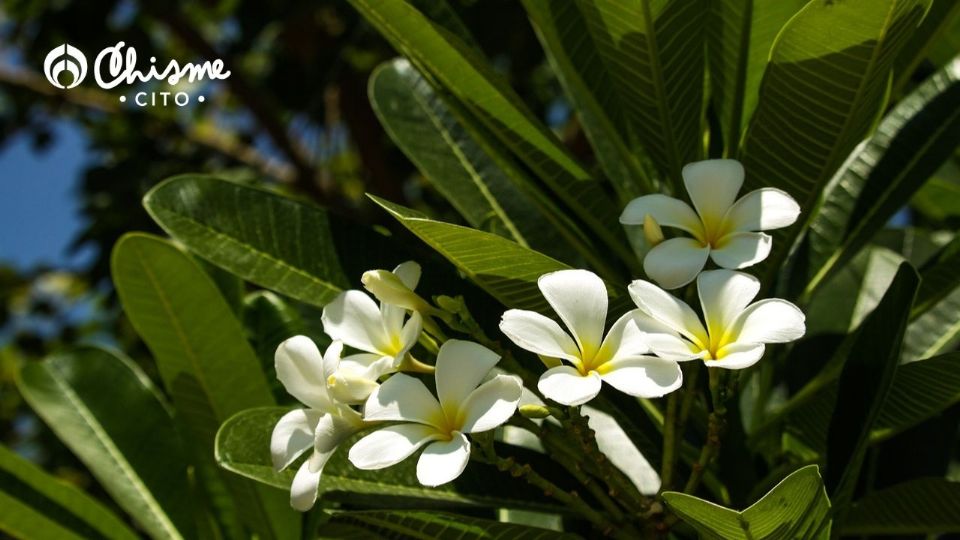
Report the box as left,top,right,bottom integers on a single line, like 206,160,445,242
150,203,342,301
44,362,182,540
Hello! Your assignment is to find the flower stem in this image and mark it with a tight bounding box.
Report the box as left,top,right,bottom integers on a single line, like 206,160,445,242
478,444,637,539
659,392,679,491
682,368,728,495
564,407,648,512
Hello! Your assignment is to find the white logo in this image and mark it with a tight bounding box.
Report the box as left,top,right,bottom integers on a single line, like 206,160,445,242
40,41,230,108
44,43,88,89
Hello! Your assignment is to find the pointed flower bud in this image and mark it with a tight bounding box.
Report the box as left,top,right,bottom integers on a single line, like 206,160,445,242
518,404,551,419
362,269,433,313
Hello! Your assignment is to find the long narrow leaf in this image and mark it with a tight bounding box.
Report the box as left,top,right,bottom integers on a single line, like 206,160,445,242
0,444,138,540
741,0,932,285
16,347,193,540
112,233,297,540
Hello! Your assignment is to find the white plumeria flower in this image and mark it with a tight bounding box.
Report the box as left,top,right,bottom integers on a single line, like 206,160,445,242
499,269,682,406
321,261,424,403
270,337,364,511
619,159,801,289
628,269,806,370
348,340,522,487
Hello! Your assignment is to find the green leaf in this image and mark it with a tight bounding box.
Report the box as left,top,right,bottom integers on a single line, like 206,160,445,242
825,263,919,512
663,465,831,539
112,233,296,540
0,444,139,540
708,0,808,154
892,0,960,94
841,478,960,534
326,510,578,540
144,175,347,308
804,247,903,336
347,0,632,266
16,346,193,540
524,0,708,196
903,288,960,361
872,352,960,442
368,58,563,253
911,175,960,221
805,56,960,297
741,0,932,285
215,407,563,513
912,234,960,316
369,195,569,313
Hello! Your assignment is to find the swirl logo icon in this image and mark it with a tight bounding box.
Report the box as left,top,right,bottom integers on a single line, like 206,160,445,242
44,43,87,89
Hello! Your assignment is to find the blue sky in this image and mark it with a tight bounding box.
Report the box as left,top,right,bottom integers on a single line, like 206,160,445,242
0,119,95,271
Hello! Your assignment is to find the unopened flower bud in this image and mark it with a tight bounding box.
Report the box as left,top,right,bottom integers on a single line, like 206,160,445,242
362,269,432,313
327,371,379,405
643,214,664,246
518,404,551,419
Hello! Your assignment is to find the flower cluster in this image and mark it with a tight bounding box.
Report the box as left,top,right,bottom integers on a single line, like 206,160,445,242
270,159,806,510
271,262,522,510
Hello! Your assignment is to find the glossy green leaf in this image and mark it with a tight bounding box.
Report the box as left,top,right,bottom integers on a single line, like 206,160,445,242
663,465,831,539
892,0,960,94
825,264,919,511
841,478,960,534
872,352,960,441
741,0,932,285
912,234,960,316
524,0,707,196
347,0,632,266
911,175,960,220
708,0,808,153
16,346,193,540
368,58,563,253
215,407,563,512
0,444,138,540
326,510,578,540
144,175,347,307
805,56,960,297
112,233,296,540
369,195,570,313
903,286,960,360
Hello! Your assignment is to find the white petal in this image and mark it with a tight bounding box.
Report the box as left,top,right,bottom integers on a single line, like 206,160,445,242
537,366,602,406
321,341,344,383
596,310,650,364
322,290,391,355
435,340,501,413
417,434,471,487
682,159,744,228
643,238,710,290
633,314,704,361
710,232,772,269
347,423,439,470
393,260,422,290
313,410,363,454
275,336,333,410
327,362,385,405
499,309,581,363
723,188,800,232
290,460,322,511
459,374,523,433
362,373,443,427
538,269,609,359
696,270,760,341
628,280,708,348
619,194,704,237
599,357,683,398
729,299,806,344
398,311,423,355
271,409,322,471
711,342,766,370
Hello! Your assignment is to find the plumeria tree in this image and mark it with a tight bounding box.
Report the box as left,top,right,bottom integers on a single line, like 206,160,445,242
5,0,960,539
